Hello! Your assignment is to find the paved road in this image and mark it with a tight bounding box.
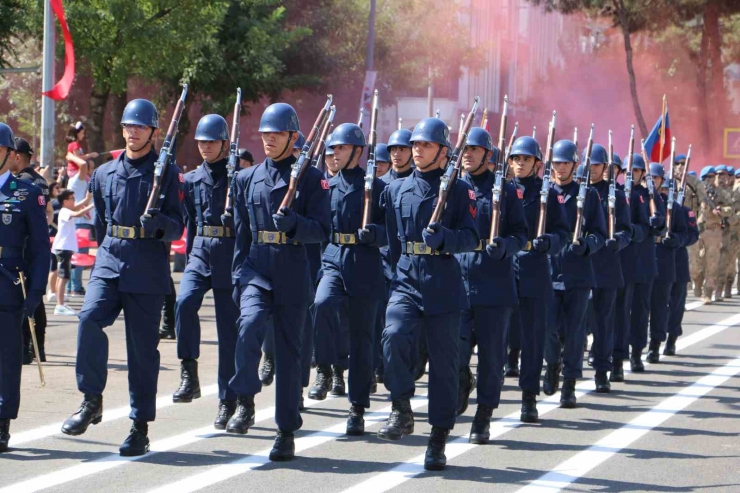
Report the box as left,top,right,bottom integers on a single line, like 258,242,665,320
1,274,739,493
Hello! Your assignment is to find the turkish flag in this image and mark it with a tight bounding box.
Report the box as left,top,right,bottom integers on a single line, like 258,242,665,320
42,0,75,101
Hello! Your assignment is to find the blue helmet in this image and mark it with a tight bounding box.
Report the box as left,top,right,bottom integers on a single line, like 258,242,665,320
715,164,729,174
583,143,608,165
700,166,715,180
674,153,687,163
259,103,300,132
728,166,735,174
294,131,306,150
649,162,665,178
410,118,450,147
631,154,646,171
688,170,697,177
509,136,542,161
376,143,390,163
489,146,500,164
121,99,159,128
575,164,587,181
194,114,229,141
387,129,412,148
612,152,623,168
466,127,494,151
324,134,335,156
0,122,15,149
552,140,578,163
329,123,366,148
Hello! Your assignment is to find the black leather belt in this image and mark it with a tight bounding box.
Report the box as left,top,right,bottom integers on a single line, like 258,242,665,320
0,246,23,258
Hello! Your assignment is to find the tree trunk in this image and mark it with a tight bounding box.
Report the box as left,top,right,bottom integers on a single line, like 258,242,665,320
695,18,711,156
705,1,726,160
109,90,128,149
614,0,648,137
87,85,109,167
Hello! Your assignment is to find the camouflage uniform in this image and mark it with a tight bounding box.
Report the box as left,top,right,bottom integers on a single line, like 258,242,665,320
684,174,707,297
721,183,740,297
698,182,731,301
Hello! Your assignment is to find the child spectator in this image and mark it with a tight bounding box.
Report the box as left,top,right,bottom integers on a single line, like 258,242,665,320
47,182,62,302
65,121,98,178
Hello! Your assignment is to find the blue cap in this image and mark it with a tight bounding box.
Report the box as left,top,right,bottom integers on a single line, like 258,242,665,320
259,103,300,132
700,166,716,180
376,143,390,163
728,166,735,174
715,164,729,174
688,170,697,177
194,114,229,141
674,153,687,163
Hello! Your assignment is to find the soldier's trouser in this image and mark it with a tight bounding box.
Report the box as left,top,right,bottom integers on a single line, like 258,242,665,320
22,300,46,354
459,305,512,409
629,280,654,352
649,279,672,343
0,274,24,420
688,242,703,288
702,227,722,291
591,287,618,371
508,303,522,351
723,234,740,286
231,285,305,433
614,284,635,360
314,274,378,408
263,306,320,388
383,296,459,429
545,288,589,379
517,296,549,394
718,230,733,290
175,270,238,400
373,279,391,373
76,277,164,421
162,276,176,330
667,282,686,338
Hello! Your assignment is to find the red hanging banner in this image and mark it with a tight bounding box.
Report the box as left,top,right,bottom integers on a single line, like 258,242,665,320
42,0,75,101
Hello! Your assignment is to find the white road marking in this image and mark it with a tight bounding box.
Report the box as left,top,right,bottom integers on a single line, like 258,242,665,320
516,355,740,493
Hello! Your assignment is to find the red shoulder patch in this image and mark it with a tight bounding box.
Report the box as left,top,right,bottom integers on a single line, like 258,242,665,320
688,210,696,218
178,173,184,183
38,195,46,206
321,179,330,190
468,189,476,201
516,189,524,200
178,190,185,202
469,204,477,219
557,195,565,204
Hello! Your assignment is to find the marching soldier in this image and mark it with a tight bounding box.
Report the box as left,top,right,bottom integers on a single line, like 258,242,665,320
544,141,606,398
171,114,240,430
375,143,391,178
697,166,730,302
61,99,185,456
672,155,706,298
717,165,740,298
509,136,570,421
455,127,527,443
229,103,330,461
0,123,50,453
379,117,479,471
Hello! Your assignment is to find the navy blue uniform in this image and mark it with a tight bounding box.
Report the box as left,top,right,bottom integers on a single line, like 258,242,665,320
176,159,239,400
457,171,527,408
313,167,386,408
510,175,570,394
650,194,688,342
231,156,330,432
546,182,606,378
383,167,479,429
78,151,184,422
668,205,699,338
0,173,49,420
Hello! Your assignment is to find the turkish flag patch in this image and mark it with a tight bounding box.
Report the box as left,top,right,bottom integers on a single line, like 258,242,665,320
468,189,476,201
178,190,185,202
557,195,565,204
639,195,645,204
469,205,477,218
321,179,329,190
688,210,696,218
38,195,46,206
517,189,524,200
178,173,184,183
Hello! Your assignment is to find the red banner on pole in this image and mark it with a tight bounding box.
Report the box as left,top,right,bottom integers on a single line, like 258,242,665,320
42,0,75,101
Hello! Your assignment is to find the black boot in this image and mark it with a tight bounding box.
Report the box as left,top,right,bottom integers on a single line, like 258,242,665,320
505,348,520,377
610,359,625,382
36,330,46,362
630,350,645,372
346,404,365,436
158,326,175,340
259,353,275,386
646,339,661,364
378,399,414,441
62,394,103,436
542,362,560,396
299,394,305,411
375,366,384,384
663,334,677,356
424,427,449,471
469,404,493,444
308,364,332,400
370,373,377,394
520,391,538,423
213,400,236,430
560,378,577,408
120,421,150,457
413,345,428,381
330,365,346,396
594,371,611,393
172,359,201,403
226,396,255,434
22,341,34,365
456,366,476,416
269,430,295,461
0,419,9,453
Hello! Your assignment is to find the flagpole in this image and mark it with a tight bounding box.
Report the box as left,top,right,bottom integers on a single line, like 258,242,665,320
658,94,667,163
40,0,55,169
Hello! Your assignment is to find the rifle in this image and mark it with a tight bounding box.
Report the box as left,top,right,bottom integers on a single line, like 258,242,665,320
664,136,677,237
489,95,509,243
573,127,578,151
311,106,336,168
223,88,242,217
504,122,519,180
624,125,635,198
143,83,188,215
278,94,333,211
574,124,595,243
676,144,692,207
435,109,441,118
607,129,617,239
398,118,403,130
362,90,380,229
427,96,480,230
532,126,537,140
357,107,364,129
535,111,557,237
640,138,658,216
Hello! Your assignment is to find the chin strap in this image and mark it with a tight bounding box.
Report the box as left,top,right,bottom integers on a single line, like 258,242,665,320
130,129,156,154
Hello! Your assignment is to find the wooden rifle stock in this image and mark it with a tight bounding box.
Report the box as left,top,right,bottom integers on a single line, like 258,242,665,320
311,106,336,167
224,88,242,216
624,125,636,198
607,129,616,239
573,124,595,242
489,95,508,243
362,90,380,229
535,112,557,237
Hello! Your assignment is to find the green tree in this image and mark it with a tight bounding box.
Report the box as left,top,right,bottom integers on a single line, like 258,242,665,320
0,0,40,69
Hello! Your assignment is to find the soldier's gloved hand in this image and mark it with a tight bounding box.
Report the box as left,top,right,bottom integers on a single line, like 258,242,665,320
485,239,507,260
662,234,680,249
23,289,43,319
273,206,297,233
140,209,167,239
649,215,665,230
357,225,378,245
422,222,445,251
221,210,235,231
533,235,550,253
568,239,588,256
605,238,620,252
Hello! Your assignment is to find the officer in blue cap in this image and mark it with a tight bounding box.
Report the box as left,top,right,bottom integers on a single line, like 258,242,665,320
310,122,387,435
507,136,570,421
615,154,665,375
229,102,330,461
170,114,240,429
61,99,185,456
647,163,688,362
375,143,391,178
0,123,50,453
379,117,479,471
543,141,607,400
455,127,527,443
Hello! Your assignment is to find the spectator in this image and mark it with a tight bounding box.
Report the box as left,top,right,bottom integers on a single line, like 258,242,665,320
50,189,94,316
47,182,62,301
66,150,95,296
65,121,98,178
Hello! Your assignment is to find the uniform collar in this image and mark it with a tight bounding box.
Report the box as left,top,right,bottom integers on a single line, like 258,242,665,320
0,170,9,190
